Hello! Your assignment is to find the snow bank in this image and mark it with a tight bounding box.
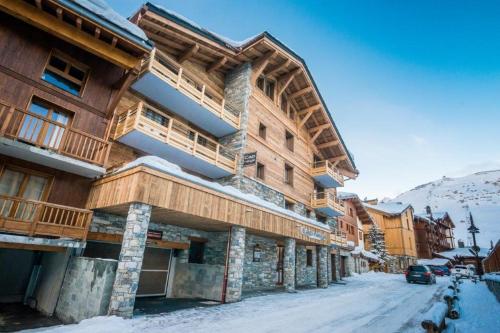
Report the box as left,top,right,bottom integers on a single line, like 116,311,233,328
484,273,500,283
117,156,330,231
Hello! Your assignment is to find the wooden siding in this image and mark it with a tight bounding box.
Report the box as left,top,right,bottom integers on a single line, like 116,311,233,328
338,200,361,246
87,166,330,245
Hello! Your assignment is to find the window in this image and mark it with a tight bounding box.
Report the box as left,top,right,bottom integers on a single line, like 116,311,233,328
42,52,88,96
340,221,344,229
256,162,265,180
316,215,327,224
258,123,267,139
348,208,354,217
285,130,294,151
256,76,275,100
284,163,294,186
306,249,313,266
143,107,169,127
306,209,312,218
285,199,295,211
188,240,205,264
359,231,363,241
20,100,71,150
280,94,288,113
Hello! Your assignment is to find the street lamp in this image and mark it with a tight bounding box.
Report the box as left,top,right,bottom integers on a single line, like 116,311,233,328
467,213,482,277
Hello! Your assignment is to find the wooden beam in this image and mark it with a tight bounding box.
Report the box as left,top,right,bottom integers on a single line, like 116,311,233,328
298,104,321,117
207,56,227,73
0,242,66,252
265,59,290,76
251,50,276,82
308,123,330,133
277,68,300,97
0,0,140,69
310,127,326,142
178,43,199,64
87,232,190,249
330,155,348,162
289,86,313,100
298,107,316,128
316,140,339,149
106,63,141,119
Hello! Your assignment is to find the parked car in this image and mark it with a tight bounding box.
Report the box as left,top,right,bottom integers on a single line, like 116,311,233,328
405,265,436,284
428,265,445,276
451,265,473,278
437,265,451,276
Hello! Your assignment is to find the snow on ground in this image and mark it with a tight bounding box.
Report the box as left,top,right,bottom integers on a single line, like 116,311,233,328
25,273,448,333
447,279,500,332
390,170,500,247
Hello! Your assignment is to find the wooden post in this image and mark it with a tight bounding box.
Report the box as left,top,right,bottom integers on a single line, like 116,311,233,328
176,68,183,89
215,144,220,166
200,84,206,105
166,118,173,144
220,98,225,119
102,141,112,167
0,106,15,135
192,132,198,155
29,203,44,237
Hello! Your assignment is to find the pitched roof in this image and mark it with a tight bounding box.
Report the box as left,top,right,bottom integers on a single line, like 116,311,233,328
143,2,357,173
436,247,488,259
59,0,152,50
338,192,374,224
364,202,413,216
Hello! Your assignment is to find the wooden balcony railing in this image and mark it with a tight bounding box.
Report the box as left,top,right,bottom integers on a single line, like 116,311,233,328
114,102,237,174
311,160,344,187
0,101,110,167
0,194,92,240
144,48,241,129
330,230,348,247
311,191,345,214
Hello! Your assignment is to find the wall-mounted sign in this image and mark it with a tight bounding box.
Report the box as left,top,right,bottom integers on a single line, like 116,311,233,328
298,226,326,241
147,229,163,240
243,152,257,167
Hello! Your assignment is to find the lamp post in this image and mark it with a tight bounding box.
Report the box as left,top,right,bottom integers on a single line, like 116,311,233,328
467,213,482,278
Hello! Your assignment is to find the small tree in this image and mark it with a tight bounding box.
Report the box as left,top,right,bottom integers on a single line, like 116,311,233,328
368,224,390,262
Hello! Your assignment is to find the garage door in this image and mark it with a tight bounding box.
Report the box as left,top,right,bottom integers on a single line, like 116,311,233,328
137,247,172,297
84,242,172,297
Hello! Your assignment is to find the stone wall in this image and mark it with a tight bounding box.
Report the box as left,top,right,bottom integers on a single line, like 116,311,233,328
55,257,117,323
225,226,246,302
242,234,278,291
317,246,328,288
171,263,225,301
296,245,317,287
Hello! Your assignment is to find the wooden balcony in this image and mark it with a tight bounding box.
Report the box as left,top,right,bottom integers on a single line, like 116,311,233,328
311,191,345,217
0,101,110,177
114,102,237,178
0,195,92,241
311,160,344,188
131,48,240,137
330,230,348,247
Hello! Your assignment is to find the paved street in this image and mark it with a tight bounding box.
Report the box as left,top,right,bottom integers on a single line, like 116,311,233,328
29,273,447,333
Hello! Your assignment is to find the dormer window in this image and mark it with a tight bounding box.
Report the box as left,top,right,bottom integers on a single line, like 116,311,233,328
256,76,275,101
42,51,88,96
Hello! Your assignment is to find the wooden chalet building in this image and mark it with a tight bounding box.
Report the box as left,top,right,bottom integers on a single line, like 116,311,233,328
363,201,417,271
337,192,376,276
0,0,360,323
413,206,455,259
0,0,150,322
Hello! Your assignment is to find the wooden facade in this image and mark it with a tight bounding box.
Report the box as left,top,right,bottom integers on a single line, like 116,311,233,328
0,2,148,242
364,204,418,258
413,211,455,259
87,166,330,245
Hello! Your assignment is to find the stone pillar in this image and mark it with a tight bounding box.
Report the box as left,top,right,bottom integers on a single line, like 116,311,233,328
108,203,152,318
225,226,246,303
283,238,296,292
317,246,328,288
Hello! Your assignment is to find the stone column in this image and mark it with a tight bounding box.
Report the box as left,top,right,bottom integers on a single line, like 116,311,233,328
108,203,152,318
284,238,296,292
317,246,328,288
225,226,246,303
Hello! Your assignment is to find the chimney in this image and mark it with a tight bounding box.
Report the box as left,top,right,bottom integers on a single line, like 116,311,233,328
457,240,465,248
425,205,432,215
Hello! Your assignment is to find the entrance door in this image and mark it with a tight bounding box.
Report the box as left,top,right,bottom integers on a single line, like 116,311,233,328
0,167,50,220
137,247,172,297
276,246,284,285
340,256,346,278
331,254,337,281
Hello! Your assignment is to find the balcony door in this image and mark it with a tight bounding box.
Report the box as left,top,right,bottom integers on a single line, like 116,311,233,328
18,100,70,150
0,166,51,221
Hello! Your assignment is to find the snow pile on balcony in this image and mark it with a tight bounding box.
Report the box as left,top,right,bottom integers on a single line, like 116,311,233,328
117,156,330,230
417,258,450,266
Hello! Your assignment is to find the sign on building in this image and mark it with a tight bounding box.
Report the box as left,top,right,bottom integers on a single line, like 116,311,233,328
243,152,257,167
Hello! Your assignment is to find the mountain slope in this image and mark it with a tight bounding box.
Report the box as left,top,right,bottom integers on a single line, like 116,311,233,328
390,170,500,247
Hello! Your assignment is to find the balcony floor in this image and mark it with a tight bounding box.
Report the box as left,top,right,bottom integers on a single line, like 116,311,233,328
315,206,344,218
132,72,238,138
0,137,105,178
313,174,342,188
117,130,233,179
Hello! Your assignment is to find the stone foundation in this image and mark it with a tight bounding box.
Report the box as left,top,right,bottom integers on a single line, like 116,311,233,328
296,245,317,287
317,246,328,288
243,234,278,291
284,238,296,292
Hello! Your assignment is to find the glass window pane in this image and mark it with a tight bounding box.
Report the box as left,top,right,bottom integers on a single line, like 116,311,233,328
42,70,81,96
21,175,47,201
0,169,24,196
49,56,67,71
69,66,85,81
28,102,49,117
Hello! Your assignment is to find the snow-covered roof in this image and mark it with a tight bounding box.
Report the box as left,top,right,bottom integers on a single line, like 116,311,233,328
417,258,450,266
414,214,434,224
364,202,412,216
437,247,489,259
337,192,357,200
117,156,330,231
352,246,383,262
60,0,151,49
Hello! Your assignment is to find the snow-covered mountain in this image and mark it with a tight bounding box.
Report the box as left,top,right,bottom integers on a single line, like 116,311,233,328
389,170,500,247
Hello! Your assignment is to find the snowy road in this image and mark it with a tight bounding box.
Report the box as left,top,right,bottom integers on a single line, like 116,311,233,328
27,273,447,333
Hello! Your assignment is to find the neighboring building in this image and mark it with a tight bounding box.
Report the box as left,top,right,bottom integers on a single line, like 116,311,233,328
413,206,455,259
436,246,488,274
337,192,375,276
0,1,359,324
483,240,500,273
363,201,417,271
0,0,150,321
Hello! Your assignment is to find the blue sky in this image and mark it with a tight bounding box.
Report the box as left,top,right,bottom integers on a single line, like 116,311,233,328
109,0,500,199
